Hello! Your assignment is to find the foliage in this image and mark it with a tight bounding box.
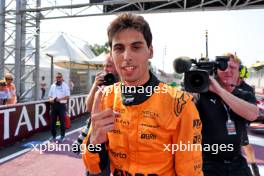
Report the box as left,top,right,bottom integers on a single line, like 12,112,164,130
89,42,109,56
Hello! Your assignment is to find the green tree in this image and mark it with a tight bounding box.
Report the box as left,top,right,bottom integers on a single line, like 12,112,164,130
89,42,109,56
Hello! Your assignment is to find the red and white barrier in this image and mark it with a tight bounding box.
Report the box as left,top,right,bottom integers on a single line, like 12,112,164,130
0,95,87,147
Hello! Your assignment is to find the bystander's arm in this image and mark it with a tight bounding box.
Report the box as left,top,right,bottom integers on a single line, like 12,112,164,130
86,72,104,112
57,96,70,101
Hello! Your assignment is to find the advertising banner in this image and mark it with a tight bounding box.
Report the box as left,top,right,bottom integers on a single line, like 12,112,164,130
0,95,87,147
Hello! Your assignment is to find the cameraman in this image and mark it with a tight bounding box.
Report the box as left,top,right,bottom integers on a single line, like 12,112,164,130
195,54,259,176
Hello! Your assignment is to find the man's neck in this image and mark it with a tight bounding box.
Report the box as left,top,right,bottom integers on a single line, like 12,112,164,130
222,85,235,93
121,71,160,106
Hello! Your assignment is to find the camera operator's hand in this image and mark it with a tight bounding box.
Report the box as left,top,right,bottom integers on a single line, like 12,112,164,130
86,72,106,113
89,91,120,145
94,71,105,87
208,76,224,95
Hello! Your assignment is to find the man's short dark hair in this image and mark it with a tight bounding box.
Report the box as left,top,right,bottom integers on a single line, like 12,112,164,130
107,12,152,48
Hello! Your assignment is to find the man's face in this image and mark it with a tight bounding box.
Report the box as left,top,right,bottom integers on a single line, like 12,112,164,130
110,28,153,86
217,58,240,87
56,74,63,82
5,77,13,84
103,56,117,75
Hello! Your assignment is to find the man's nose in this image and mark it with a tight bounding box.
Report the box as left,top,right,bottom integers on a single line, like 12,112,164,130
123,49,132,62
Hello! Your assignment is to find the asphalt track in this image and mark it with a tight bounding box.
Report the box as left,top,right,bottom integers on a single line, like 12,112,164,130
0,117,264,176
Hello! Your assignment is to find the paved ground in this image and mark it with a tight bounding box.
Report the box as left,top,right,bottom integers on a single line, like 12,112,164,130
0,116,264,176
0,116,87,176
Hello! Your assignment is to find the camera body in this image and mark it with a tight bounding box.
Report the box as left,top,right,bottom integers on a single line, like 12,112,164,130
102,73,117,86
184,56,229,93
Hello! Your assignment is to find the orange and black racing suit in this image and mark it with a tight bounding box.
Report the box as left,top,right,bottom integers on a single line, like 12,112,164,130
82,74,203,176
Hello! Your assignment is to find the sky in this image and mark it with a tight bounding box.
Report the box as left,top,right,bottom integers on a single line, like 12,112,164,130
40,8,264,73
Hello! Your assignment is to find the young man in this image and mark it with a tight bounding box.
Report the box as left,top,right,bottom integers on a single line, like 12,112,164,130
82,13,203,176
196,53,259,176
4,73,17,104
48,72,70,142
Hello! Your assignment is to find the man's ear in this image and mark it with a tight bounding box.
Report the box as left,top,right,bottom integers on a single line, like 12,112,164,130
149,45,153,59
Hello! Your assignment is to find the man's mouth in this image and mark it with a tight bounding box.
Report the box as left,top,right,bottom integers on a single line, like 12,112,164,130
122,66,136,71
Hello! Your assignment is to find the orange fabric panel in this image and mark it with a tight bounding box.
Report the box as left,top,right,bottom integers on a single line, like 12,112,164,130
82,83,203,175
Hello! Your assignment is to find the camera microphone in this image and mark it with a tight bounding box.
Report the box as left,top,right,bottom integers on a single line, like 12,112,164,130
173,56,193,74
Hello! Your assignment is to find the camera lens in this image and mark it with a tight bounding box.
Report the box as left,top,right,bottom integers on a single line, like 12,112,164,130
184,70,209,93
190,74,204,88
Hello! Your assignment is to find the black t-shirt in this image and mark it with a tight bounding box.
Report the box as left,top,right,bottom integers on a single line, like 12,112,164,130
237,81,254,95
197,88,256,160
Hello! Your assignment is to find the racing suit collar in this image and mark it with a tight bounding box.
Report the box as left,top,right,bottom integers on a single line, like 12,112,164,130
121,71,160,106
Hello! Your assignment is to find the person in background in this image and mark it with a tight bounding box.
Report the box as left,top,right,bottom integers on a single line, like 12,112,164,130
78,53,118,176
0,80,11,106
4,73,17,104
69,80,74,93
236,64,260,176
195,53,259,176
48,72,70,142
40,76,47,99
86,53,118,112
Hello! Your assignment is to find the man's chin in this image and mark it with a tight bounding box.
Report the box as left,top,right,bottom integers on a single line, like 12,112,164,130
123,78,138,85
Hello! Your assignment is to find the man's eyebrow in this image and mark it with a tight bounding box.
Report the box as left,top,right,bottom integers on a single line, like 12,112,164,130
113,43,123,48
113,41,144,47
131,41,144,45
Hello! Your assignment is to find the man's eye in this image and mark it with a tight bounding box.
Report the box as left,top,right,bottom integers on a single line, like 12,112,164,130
114,47,123,51
133,45,141,49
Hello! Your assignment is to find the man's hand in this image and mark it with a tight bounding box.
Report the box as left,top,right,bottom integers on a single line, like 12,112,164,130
48,97,55,103
94,72,105,87
89,91,120,145
209,76,223,95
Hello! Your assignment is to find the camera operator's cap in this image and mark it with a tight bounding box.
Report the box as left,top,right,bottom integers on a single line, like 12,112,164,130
0,80,7,86
223,52,241,64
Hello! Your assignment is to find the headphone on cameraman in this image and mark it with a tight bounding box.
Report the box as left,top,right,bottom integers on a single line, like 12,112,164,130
239,65,250,78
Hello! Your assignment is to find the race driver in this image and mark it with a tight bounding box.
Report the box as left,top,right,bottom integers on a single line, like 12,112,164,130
82,12,203,176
